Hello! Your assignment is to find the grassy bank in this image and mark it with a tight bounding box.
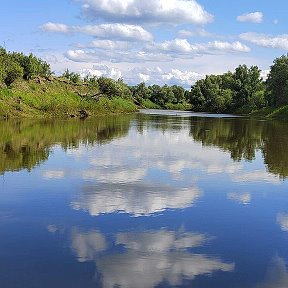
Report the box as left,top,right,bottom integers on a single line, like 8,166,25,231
248,106,288,120
0,77,138,119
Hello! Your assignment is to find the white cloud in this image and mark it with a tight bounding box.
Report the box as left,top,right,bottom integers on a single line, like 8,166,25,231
116,231,207,252
79,0,213,25
277,213,288,232
40,22,70,33
72,183,202,216
178,28,214,38
231,170,280,184
208,41,250,52
83,39,131,50
227,192,251,205
146,39,250,55
65,49,171,64
41,23,153,42
260,69,269,81
257,257,288,288
42,170,65,179
71,229,107,262
71,229,234,288
162,69,203,86
80,64,122,80
237,12,263,23
127,66,194,85
240,32,288,50
138,73,150,82
64,38,250,68
82,167,146,183
69,125,246,217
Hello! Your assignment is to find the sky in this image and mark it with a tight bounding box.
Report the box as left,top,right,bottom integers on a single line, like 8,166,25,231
1,0,288,87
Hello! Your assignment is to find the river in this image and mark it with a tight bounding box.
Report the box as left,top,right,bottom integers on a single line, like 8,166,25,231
0,109,288,288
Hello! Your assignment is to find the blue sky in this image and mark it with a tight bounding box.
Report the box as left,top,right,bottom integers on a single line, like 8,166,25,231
1,0,288,86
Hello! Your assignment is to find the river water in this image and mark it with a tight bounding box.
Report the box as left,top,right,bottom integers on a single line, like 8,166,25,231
1,109,288,288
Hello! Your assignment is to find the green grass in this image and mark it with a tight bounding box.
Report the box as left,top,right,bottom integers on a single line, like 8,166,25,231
164,102,192,110
0,78,138,119
248,106,288,120
141,99,162,109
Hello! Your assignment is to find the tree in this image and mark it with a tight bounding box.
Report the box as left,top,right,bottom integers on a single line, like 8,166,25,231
0,47,51,86
171,85,185,104
266,54,288,106
4,59,23,86
97,77,132,99
232,65,263,108
11,52,51,79
130,82,152,102
62,69,81,83
190,75,232,113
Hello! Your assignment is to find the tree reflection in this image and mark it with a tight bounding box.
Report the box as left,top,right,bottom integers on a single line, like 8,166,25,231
0,116,131,174
189,117,288,178
1,113,288,179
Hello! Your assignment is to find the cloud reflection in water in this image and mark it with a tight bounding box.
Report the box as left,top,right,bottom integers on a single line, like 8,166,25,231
71,229,234,288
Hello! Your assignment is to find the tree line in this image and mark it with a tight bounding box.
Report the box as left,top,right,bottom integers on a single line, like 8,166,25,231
0,47,51,86
190,56,288,113
62,54,288,113
1,47,288,113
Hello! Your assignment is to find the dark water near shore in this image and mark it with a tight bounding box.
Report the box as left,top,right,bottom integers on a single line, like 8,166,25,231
1,109,288,288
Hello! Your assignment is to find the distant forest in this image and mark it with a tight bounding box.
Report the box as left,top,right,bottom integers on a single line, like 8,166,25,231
1,47,288,113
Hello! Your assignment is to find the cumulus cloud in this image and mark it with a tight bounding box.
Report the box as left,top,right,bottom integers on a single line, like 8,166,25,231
240,32,288,50
42,170,65,179
227,192,251,205
40,22,70,33
124,66,203,86
178,28,214,38
116,231,207,252
65,38,250,65
146,39,250,54
69,125,246,217
79,64,122,80
260,69,270,81
82,39,131,50
71,229,107,262
79,0,213,25
162,69,203,86
277,214,288,232
71,229,234,288
65,49,171,64
237,12,263,23
257,257,288,288
41,22,153,42
72,182,202,216
231,170,280,184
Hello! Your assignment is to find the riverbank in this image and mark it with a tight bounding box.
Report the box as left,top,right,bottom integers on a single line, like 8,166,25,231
0,77,138,119
2,77,288,121
247,106,288,120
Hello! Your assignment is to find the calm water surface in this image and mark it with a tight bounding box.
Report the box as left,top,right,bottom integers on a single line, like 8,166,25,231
1,110,288,288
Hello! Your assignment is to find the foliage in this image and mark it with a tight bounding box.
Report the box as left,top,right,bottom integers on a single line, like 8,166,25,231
0,116,132,174
2,47,288,114
266,54,288,106
0,47,51,86
62,69,81,83
97,77,132,99
190,65,265,113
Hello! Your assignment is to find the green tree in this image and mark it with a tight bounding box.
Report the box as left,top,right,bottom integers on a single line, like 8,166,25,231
171,85,185,104
232,65,263,108
266,54,288,106
62,69,81,83
4,59,23,86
